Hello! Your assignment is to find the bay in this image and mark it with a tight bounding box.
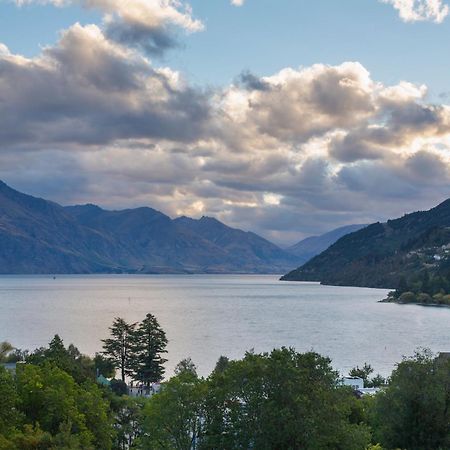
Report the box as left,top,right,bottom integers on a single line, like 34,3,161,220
0,274,448,377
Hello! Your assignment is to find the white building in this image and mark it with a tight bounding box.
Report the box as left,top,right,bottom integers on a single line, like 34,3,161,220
341,376,364,390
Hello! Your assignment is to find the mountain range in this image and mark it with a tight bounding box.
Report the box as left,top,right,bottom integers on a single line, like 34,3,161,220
282,198,450,288
0,180,308,274
286,224,366,262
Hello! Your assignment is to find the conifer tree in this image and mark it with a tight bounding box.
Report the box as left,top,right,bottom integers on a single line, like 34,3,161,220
130,314,168,386
102,318,136,382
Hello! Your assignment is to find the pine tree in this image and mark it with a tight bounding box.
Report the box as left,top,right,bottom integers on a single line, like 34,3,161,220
130,313,168,386
102,318,136,382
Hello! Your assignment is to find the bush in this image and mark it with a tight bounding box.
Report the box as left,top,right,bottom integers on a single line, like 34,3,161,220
110,379,128,396
399,291,417,303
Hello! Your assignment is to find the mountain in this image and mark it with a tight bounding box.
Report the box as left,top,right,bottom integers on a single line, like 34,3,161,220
281,199,450,288
286,224,366,264
0,181,301,274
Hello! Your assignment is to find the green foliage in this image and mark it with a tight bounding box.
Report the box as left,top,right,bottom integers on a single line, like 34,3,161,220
94,353,116,379
110,379,128,397
110,395,144,450
15,363,113,449
102,318,136,382
371,349,450,450
130,313,168,386
283,203,450,289
202,348,371,450
0,342,14,363
141,371,206,449
0,367,20,435
388,270,450,305
174,357,197,377
26,335,95,383
349,363,386,388
213,355,229,374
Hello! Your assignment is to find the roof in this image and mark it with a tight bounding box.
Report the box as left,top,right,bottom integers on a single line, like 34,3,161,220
96,374,111,386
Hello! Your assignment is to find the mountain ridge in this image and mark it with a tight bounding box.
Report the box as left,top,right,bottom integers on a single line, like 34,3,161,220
281,198,450,288
0,181,302,274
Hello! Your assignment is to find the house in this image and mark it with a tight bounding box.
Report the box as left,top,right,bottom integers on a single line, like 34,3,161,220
96,374,111,387
128,382,161,398
357,387,380,396
341,376,364,390
341,376,381,397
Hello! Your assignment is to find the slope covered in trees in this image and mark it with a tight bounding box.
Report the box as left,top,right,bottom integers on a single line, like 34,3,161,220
282,199,450,288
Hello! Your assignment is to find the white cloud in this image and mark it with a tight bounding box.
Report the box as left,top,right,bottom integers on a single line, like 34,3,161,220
1,25,449,243
381,0,449,23
14,0,203,54
231,0,245,6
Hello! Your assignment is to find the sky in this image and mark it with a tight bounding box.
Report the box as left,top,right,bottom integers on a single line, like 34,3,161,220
0,0,450,246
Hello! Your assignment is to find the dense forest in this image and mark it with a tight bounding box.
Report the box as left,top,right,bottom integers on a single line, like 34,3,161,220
1,316,450,449
384,269,450,305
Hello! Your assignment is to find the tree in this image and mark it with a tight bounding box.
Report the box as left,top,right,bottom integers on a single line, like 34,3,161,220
0,366,19,435
102,318,136,382
202,348,371,450
349,363,374,386
348,363,385,387
130,314,168,386
213,355,230,374
15,363,113,449
0,342,14,363
372,349,450,450
141,372,206,449
27,335,95,383
174,357,197,377
94,353,115,379
110,396,144,450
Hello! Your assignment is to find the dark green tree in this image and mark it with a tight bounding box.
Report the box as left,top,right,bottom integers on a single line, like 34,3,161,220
213,355,230,374
203,348,371,450
141,371,206,449
94,353,115,379
15,363,113,449
27,335,95,383
372,349,450,450
0,366,20,435
174,357,197,377
130,313,168,386
102,318,136,382
0,341,14,363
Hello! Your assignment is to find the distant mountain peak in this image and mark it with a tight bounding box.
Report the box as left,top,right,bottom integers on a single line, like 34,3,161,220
0,182,303,274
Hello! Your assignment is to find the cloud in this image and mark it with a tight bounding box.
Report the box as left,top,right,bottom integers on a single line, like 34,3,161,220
1,27,450,245
0,23,210,147
231,0,245,6
14,0,203,55
381,0,449,23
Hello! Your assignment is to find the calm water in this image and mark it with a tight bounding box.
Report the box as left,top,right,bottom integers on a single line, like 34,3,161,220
0,274,449,377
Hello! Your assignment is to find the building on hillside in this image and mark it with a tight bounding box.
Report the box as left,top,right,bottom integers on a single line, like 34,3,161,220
96,374,111,387
128,382,161,398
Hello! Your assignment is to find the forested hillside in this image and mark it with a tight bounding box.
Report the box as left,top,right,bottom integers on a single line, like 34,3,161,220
282,199,450,288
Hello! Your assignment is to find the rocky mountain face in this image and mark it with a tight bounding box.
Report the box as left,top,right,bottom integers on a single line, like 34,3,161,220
0,181,301,274
281,199,450,288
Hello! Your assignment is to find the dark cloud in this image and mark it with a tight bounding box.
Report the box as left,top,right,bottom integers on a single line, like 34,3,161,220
0,24,210,148
1,34,450,245
105,21,178,56
237,71,271,91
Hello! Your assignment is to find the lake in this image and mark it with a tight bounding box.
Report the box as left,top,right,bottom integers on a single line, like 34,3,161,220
1,274,449,377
